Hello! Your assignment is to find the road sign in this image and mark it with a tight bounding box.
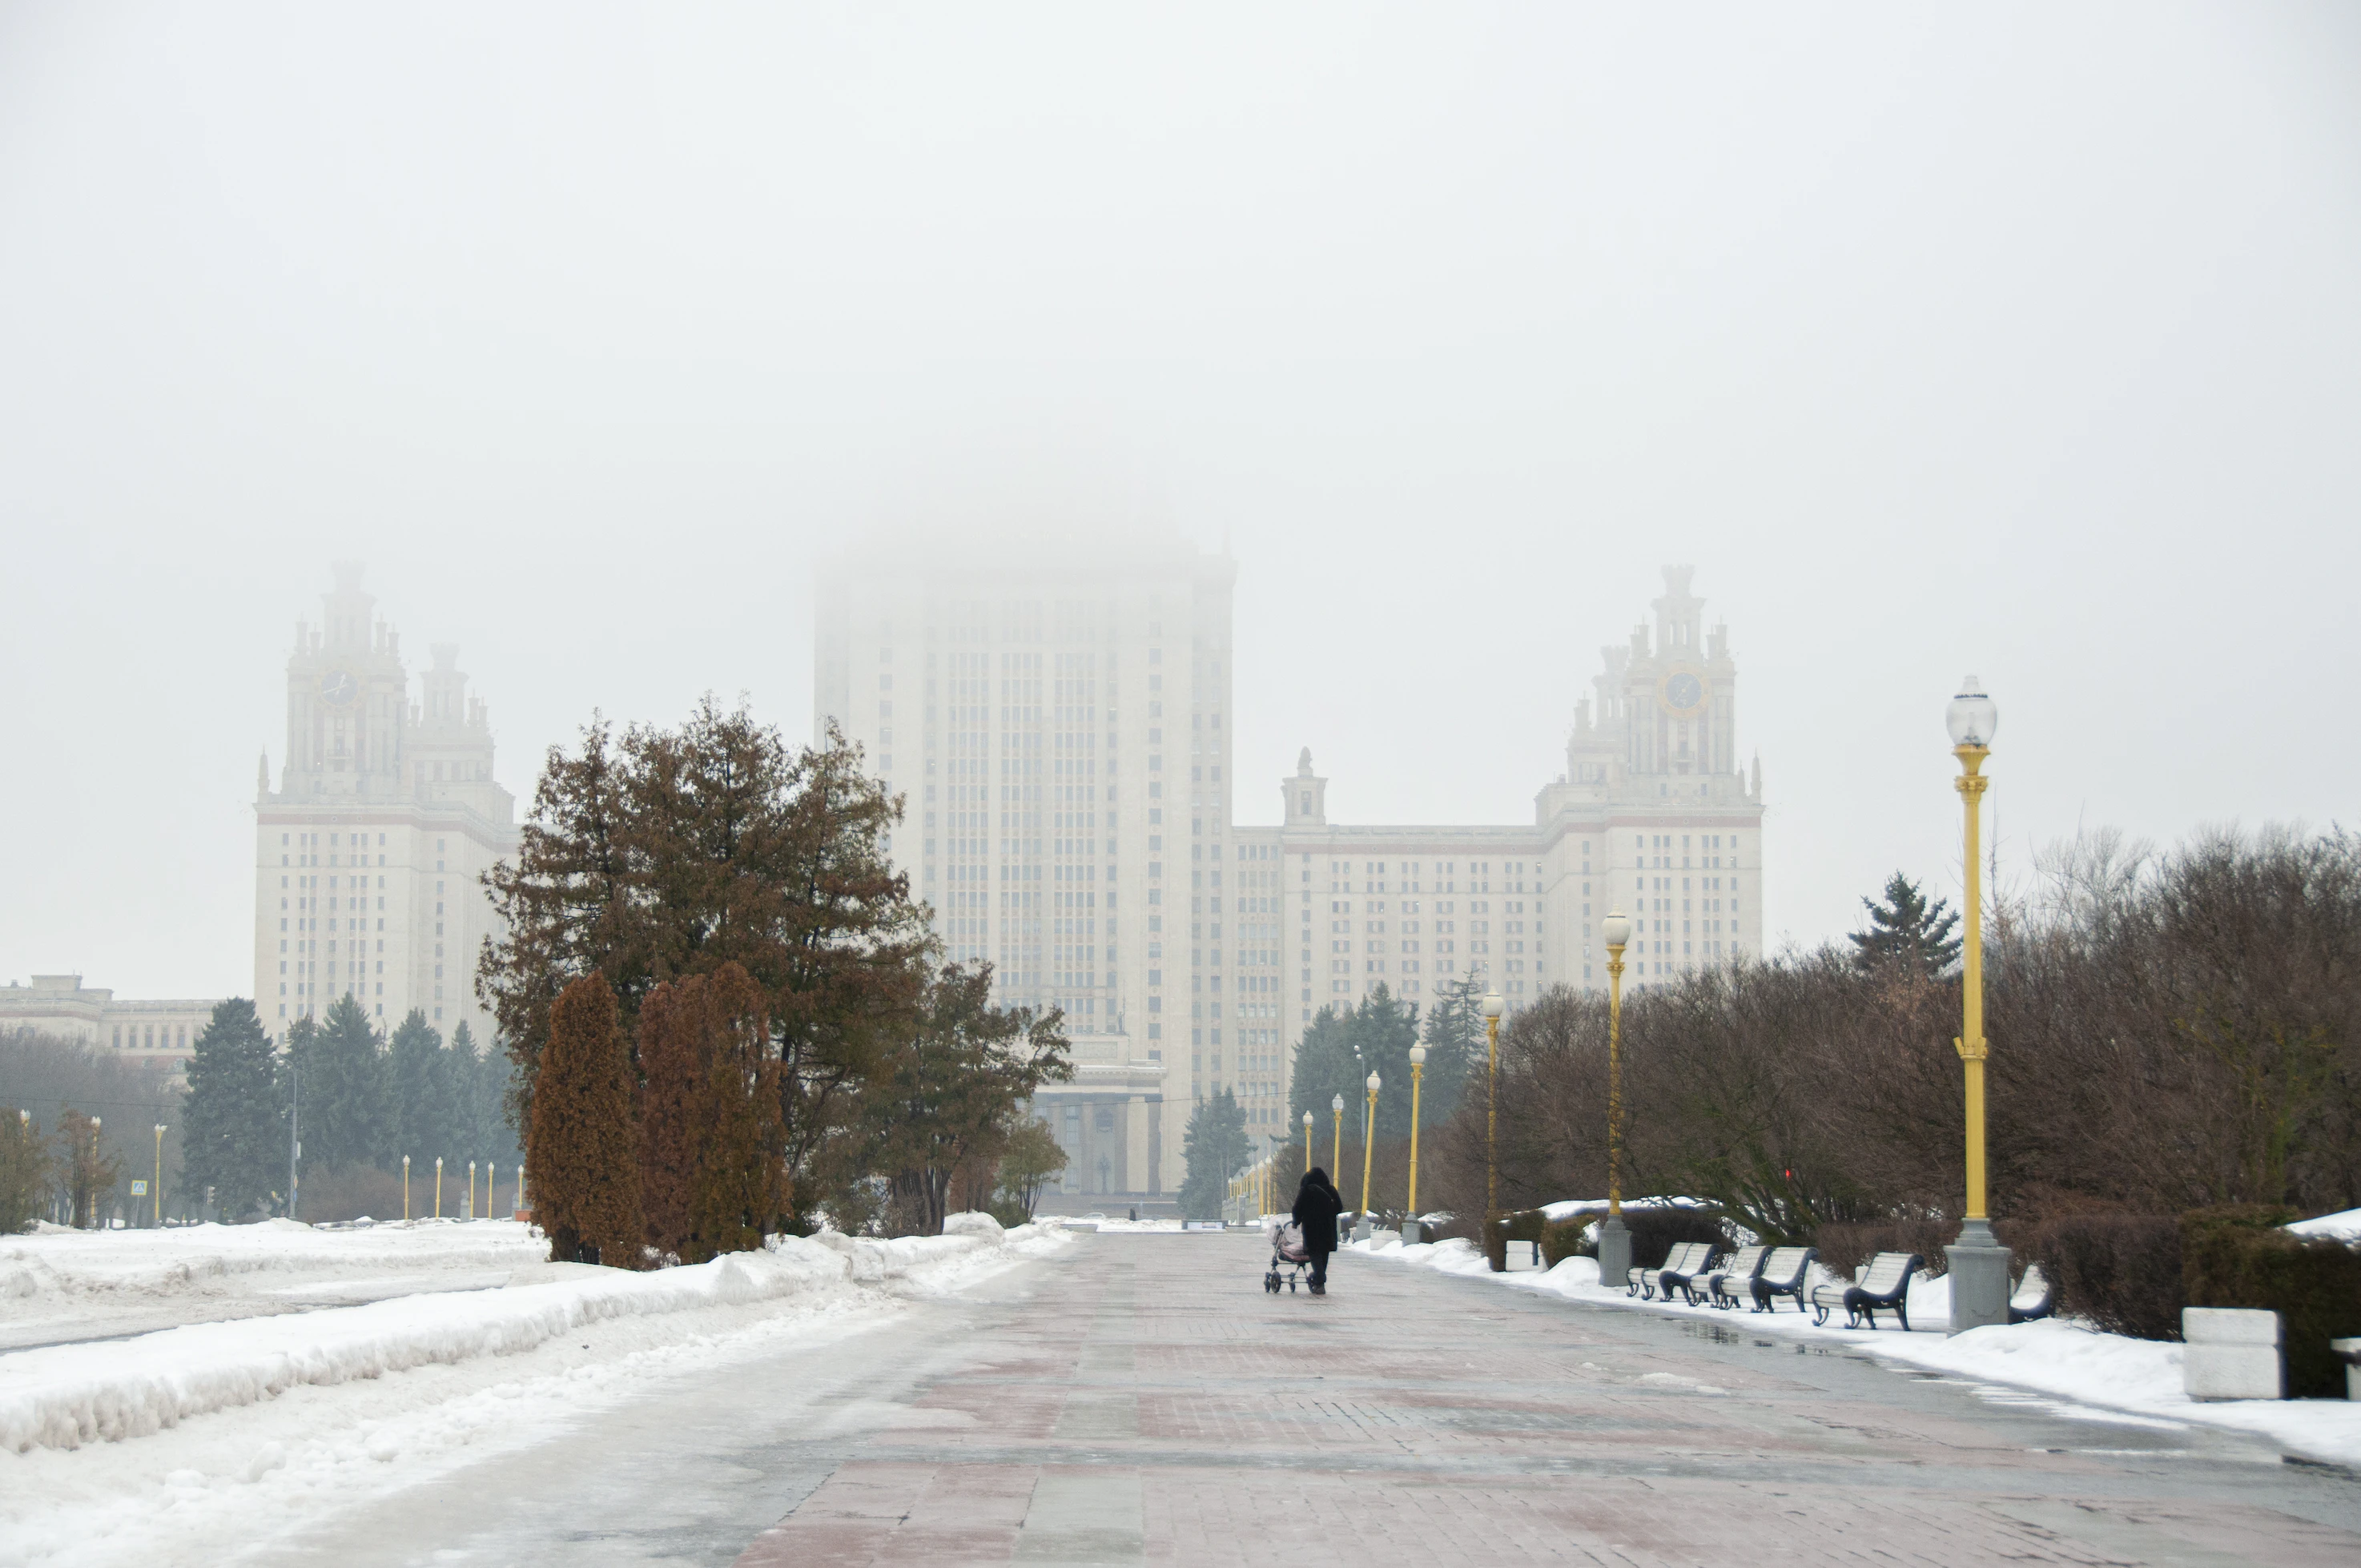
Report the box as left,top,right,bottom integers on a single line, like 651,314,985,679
131,1180,149,1196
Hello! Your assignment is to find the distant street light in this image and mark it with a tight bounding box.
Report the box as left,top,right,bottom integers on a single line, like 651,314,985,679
1405,1044,1427,1243
1599,911,1633,1289
1945,675,2012,1333
1330,1093,1344,1185
1359,1071,1381,1226
152,1124,167,1228
1301,1110,1314,1176
1480,992,1503,1233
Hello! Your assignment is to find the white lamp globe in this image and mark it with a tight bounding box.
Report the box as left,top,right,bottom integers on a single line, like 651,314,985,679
1410,1044,1427,1066
1601,909,1631,949
1481,991,1504,1019
1947,675,1998,749
1332,1093,1344,1112
1366,1071,1381,1093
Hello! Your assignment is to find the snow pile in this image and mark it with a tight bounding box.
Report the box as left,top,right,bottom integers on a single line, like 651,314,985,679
0,1220,550,1307
0,1219,1065,1456
1350,1233,2361,1467
2286,1207,2361,1243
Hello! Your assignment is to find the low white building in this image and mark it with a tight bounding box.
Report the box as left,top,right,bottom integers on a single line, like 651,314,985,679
0,975,220,1082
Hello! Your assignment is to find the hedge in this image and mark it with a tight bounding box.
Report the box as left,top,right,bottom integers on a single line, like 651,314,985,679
2182,1205,2361,1399
2015,1214,2183,1342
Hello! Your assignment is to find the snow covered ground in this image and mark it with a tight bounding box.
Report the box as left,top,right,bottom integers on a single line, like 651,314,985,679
1347,1231,2361,1469
0,1215,1072,1566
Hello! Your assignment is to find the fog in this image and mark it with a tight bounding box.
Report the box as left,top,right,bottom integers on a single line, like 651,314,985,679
3,3,2357,999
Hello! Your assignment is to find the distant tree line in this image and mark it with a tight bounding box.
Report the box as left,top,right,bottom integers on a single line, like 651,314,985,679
2,1026,183,1229
1425,826,2361,1240
478,700,1072,1267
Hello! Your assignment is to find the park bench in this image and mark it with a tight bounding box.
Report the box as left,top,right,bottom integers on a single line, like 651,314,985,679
1746,1245,1817,1312
1695,1244,1768,1308
1808,1251,1923,1330
1633,1240,1718,1301
2008,1262,2055,1325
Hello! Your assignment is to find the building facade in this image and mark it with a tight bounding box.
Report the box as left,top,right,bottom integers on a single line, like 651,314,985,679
816,554,1764,1198
0,974,221,1082
251,565,517,1042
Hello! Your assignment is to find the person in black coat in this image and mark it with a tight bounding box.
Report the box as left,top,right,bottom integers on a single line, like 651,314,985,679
1291,1167,1345,1295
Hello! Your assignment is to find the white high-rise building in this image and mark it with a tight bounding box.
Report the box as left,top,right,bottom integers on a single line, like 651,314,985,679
252,565,517,1042
815,541,1237,1201
817,551,1765,1201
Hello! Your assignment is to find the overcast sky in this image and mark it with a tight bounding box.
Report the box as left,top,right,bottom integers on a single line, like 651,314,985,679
4,3,2357,999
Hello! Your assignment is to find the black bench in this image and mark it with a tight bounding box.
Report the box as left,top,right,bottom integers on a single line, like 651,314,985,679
2008,1262,2055,1325
1747,1245,1816,1313
1809,1251,1922,1330
1634,1241,1716,1301
1695,1244,1767,1309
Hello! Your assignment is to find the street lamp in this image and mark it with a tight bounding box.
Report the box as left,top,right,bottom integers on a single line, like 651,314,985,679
1480,991,1503,1236
1301,1110,1314,1175
1356,1071,1381,1239
1945,675,2012,1332
1599,910,1633,1289
434,1156,444,1220
1404,1044,1427,1243
152,1124,166,1228
1330,1093,1344,1185
469,1160,478,1220
89,1116,100,1231
403,1155,411,1221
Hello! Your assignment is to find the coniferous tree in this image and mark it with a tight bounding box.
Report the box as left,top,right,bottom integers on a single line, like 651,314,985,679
301,995,387,1172
384,1010,454,1170
687,964,788,1257
1417,975,1482,1125
1849,873,1963,976
450,1022,521,1171
636,975,714,1258
1176,1088,1252,1220
529,973,643,1267
1287,987,1422,1139
180,999,283,1221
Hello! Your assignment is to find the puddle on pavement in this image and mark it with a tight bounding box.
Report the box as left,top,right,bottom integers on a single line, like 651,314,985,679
1679,1321,1828,1353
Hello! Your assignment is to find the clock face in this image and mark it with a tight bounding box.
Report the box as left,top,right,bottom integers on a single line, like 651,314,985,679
1658,668,1708,718
318,669,360,707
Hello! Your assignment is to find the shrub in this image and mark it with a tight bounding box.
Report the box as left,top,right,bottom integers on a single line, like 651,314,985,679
1618,1206,1732,1270
1485,1208,1549,1272
2183,1205,2361,1398
1542,1211,1603,1267
2015,1214,2183,1341
1815,1218,1957,1280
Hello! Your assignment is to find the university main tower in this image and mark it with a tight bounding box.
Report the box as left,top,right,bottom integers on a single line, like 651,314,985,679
251,564,517,1042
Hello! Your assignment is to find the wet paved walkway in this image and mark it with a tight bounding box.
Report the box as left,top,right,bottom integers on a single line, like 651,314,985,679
735,1231,2361,1566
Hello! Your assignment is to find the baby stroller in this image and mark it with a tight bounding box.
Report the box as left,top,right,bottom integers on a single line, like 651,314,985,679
1265,1221,1310,1293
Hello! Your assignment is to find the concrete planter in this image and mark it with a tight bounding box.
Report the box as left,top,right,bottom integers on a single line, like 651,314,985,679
2182,1307,2283,1401
2331,1338,2361,1401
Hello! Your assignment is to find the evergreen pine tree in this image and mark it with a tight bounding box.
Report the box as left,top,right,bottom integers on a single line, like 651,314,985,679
304,995,388,1172
636,976,712,1258
180,999,283,1221
688,964,788,1258
384,1010,452,1171
1417,975,1482,1124
1849,873,1963,976
1353,987,1421,1139
1176,1088,1251,1220
529,972,644,1266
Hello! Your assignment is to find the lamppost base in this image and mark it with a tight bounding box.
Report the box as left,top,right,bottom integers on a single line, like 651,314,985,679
1351,1213,1372,1242
1945,1219,2012,1334
1597,1216,1634,1293
1401,1220,1423,1246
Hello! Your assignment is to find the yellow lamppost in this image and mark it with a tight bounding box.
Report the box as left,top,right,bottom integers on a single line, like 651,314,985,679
403,1155,411,1220
1357,1071,1380,1234
1480,992,1503,1229
1330,1092,1343,1180
434,1156,444,1219
1404,1043,1427,1242
1945,675,2012,1332
1598,912,1632,1289
89,1116,100,1230
153,1124,167,1228
1301,1110,1313,1175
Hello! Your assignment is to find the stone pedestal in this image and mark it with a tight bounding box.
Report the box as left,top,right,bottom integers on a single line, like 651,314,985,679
1945,1220,2012,1333
1351,1214,1372,1242
2185,1308,2284,1401
1596,1216,1632,1292
1401,1220,1424,1246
